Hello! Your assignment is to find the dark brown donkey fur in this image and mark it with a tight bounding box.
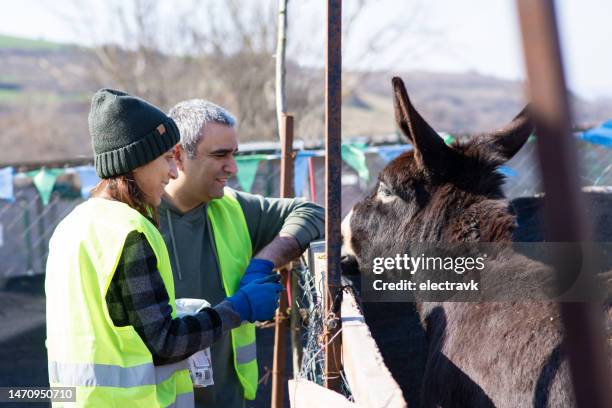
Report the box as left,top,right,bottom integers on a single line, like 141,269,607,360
342,77,611,407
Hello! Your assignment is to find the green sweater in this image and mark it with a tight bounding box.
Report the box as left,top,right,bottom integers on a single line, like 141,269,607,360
159,189,324,408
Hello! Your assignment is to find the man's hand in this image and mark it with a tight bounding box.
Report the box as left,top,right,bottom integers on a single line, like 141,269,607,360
227,275,283,322
239,259,275,288
254,233,303,269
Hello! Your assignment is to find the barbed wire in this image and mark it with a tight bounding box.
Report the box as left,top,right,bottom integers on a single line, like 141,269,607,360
292,256,353,400
293,257,325,384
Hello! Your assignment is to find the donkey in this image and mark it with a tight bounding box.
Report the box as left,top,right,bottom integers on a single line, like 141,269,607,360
342,77,611,407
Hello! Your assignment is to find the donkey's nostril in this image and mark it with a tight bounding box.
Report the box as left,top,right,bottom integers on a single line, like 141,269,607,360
341,254,360,276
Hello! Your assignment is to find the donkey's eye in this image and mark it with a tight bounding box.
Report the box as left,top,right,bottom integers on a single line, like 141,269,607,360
377,183,391,196
376,183,396,203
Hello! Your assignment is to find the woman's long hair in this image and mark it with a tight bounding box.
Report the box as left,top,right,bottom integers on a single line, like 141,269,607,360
91,173,159,227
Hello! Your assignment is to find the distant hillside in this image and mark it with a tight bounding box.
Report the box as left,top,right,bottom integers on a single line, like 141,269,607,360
1,34,611,164
0,37,97,164
344,70,612,137
0,34,66,51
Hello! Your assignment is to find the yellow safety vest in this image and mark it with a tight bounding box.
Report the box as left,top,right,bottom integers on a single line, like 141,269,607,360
46,198,193,407
207,189,258,400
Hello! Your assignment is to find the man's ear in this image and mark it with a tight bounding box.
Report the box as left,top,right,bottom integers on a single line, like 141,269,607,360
173,145,186,172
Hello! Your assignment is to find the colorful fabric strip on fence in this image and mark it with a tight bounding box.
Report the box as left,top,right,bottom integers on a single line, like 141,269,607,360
580,120,612,148
498,165,518,177
235,154,269,193
294,151,319,197
74,165,100,198
28,168,64,206
375,145,411,163
6,123,612,202
341,142,369,182
0,167,14,201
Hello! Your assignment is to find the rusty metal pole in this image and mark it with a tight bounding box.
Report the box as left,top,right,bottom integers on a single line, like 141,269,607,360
516,1,612,407
324,0,343,393
271,114,294,408
289,255,303,375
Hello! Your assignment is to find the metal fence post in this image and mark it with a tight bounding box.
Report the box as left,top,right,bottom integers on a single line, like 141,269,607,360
272,113,295,407
516,1,612,406
324,0,343,393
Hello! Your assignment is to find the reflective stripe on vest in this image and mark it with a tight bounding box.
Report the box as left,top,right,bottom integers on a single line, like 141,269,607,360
48,359,189,388
207,188,258,400
168,392,195,408
46,198,193,407
234,341,257,365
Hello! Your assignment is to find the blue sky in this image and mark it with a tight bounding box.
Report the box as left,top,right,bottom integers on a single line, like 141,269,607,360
1,0,611,100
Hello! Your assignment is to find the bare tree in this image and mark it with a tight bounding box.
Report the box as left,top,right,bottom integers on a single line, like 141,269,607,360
42,0,430,143
275,0,289,136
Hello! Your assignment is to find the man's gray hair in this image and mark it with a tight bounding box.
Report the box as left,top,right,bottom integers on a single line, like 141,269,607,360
168,99,236,159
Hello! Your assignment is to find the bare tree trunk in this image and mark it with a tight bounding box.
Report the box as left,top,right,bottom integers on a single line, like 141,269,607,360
275,0,289,138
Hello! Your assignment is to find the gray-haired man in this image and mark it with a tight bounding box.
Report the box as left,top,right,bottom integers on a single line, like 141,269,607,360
159,99,324,408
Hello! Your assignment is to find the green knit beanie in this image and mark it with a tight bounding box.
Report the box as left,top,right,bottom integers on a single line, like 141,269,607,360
88,89,180,178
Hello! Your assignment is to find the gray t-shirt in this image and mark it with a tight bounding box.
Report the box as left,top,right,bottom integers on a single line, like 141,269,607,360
159,189,324,408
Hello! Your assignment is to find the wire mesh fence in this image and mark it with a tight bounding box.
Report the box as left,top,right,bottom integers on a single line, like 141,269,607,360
0,137,610,280
293,259,325,384
292,252,354,400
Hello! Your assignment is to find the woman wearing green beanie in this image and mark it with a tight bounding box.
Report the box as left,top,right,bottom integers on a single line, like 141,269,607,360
45,89,282,407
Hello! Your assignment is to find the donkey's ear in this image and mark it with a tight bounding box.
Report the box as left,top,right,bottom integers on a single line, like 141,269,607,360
482,105,534,161
392,77,451,171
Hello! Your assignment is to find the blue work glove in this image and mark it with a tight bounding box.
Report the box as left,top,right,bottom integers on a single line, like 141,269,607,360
239,258,275,288
227,274,283,322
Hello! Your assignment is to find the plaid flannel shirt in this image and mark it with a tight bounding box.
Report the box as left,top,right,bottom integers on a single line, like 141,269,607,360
105,231,241,365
